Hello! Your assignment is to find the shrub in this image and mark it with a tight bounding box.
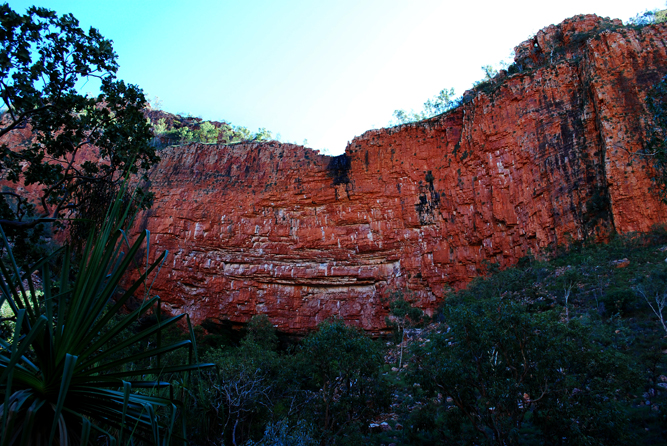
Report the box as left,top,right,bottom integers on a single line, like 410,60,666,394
243,314,279,351
196,121,220,143
410,298,637,445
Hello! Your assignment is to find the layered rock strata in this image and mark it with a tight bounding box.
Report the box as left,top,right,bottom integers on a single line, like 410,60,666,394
136,15,667,333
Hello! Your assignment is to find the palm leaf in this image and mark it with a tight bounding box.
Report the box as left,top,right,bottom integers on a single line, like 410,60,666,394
0,182,214,444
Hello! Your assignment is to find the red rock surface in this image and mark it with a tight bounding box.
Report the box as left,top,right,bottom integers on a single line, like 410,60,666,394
133,16,667,333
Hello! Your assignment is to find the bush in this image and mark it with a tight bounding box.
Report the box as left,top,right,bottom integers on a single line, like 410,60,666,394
243,314,279,351
409,298,637,445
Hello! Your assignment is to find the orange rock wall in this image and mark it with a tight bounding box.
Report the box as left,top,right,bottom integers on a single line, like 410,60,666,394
137,16,667,333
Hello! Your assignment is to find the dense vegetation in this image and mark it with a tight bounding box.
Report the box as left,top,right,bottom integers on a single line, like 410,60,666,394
145,110,273,148
628,8,667,26
138,228,666,445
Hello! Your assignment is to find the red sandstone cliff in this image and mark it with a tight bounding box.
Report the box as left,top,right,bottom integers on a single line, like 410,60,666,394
135,15,667,334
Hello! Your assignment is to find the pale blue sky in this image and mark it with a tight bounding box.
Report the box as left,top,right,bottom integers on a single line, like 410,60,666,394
9,1,667,153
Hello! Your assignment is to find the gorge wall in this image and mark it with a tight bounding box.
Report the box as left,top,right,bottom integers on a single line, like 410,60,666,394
136,15,667,334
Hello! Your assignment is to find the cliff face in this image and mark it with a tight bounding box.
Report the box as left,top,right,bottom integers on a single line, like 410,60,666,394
137,15,667,333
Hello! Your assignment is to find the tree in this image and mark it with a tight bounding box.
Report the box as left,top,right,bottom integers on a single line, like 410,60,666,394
473,65,498,87
232,125,252,141
243,314,279,351
188,338,287,446
385,290,427,369
196,121,220,143
0,4,158,233
152,118,168,136
392,88,458,125
295,319,388,443
203,346,277,446
423,87,456,117
634,264,667,335
177,126,194,144
254,127,273,141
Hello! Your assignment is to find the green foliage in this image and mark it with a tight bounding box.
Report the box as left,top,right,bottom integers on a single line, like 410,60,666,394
0,184,213,445
177,126,195,144
197,121,220,143
153,118,168,135
388,294,425,327
0,297,14,340
151,116,273,147
191,343,282,445
0,4,158,233
423,88,456,117
634,263,667,334
391,66,501,126
392,88,458,125
233,125,253,141
0,208,51,267
165,229,667,444
386,291,428,370
183,317,293,445
473,65,499,87
183,317,389,445
409,299,637,445
371,229,667,445
254,128,273,141
295,319,388,443
243,314,279,351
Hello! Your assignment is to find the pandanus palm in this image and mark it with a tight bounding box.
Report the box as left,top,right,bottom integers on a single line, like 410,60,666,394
0,185,212,445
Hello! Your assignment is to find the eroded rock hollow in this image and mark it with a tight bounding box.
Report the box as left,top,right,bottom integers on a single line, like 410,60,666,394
136,15,667,333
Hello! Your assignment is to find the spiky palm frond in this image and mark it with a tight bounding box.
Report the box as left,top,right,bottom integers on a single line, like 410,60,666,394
0,183,213,445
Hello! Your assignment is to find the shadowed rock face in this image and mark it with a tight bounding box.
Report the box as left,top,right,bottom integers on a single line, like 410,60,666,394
135,15,667,334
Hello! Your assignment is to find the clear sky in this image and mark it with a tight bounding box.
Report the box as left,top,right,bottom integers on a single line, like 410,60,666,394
9,0,667,154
